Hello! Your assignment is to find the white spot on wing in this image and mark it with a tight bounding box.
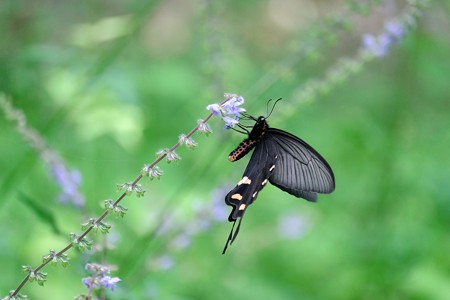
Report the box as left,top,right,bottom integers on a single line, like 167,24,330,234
231,194,243,201
237,176,252,185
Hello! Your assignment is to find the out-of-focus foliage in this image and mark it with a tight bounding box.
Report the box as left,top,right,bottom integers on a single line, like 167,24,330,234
1,0,449,299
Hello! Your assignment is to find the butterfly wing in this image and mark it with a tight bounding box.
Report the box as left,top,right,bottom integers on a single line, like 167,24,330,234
266,128,335,201
223,141,277,253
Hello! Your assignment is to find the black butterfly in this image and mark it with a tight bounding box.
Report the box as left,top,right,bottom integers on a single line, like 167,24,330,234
223,112,335,254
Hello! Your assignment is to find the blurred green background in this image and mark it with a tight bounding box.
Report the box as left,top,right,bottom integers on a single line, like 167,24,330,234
1,0,449,299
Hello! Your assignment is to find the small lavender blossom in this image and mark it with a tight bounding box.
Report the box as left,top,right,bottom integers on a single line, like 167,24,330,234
81,263,121,294
224,93,244,106
197,119,212,135
166,150,181,162
179,134,198,149
222,94,246,117
85,263,110,275
0,96,85,208
156,148,181,163
142,164,164,180
362,34,390,57
51,163,85,208
99,276,121,291
206,103,222,116
362,20,406,57
223,116,239,129
206,93,246,130
385,21,405,41
82,276,98,290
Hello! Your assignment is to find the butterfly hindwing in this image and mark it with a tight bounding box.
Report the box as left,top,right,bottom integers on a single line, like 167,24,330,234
225,143,277,221
223,142,277,253
266,128,335,200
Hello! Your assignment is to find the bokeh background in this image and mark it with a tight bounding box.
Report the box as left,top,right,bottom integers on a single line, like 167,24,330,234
1,0,449,299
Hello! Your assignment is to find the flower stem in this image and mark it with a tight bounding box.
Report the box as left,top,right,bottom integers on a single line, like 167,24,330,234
11,95,235,297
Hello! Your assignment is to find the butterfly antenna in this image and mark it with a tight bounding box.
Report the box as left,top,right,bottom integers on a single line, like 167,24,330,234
266,98,282,119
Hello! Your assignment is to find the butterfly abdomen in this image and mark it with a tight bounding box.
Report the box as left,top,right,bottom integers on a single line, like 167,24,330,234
228,116,269,162
228,139,257,162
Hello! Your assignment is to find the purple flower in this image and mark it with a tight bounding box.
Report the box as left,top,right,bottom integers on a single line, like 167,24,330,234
223,116,239,129
224,94,244,106
179,134,198,149
197,119,213,135
166,150,181,162
85,263,110,274
156,148,181,163
206,104,222,116
50,161,85,208
206,93,246,130
0,97,85,208
385,21,405,41
362,34,389,57
362,20,406,58
99,276,121,291
223,95,246,117
82,277,97,290
82,263,121,293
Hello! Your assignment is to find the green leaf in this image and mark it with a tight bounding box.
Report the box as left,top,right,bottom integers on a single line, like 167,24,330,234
18,193,62,235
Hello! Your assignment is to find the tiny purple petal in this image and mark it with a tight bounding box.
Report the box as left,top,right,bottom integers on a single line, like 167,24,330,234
99,276,121,291
82,277,96,290
222,95,246,117
223,116,239,129
166,150,181,162
224,94,245,106
223,103,246,117
381,34,393,55
362,34,390,57
206,104,222,116
197,119,212,135
385,21,405,40
51,162,85,208
179,134,198,149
